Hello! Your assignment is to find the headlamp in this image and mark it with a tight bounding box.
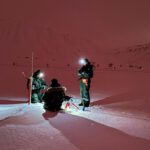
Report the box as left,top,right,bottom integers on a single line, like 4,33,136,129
79,58,86,65
38,72,44,78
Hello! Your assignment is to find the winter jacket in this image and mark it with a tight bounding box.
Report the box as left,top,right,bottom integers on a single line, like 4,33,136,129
43,87,66,111
78,63,93,79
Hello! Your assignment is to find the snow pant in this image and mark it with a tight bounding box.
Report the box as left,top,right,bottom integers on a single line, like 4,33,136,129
31,90,43,103
80,78,91,107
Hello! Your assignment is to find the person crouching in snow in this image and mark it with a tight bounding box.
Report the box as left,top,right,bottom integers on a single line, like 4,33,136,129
78,58,94,107
42,78,66,111
27,69,47,103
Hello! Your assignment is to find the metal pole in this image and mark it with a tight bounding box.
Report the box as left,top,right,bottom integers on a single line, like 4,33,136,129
29,52,34,104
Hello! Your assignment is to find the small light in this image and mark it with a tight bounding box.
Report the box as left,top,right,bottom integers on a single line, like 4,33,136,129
38,72,44,78
79,58,86,65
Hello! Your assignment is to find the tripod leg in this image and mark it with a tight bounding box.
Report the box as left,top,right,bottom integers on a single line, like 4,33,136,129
71,102,80,110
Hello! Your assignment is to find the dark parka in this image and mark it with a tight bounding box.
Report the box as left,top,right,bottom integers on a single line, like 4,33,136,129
43,79,65,111
43,87,65,111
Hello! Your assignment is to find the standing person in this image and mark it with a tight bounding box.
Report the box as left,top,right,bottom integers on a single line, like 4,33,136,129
78,58,94,108
27,69,47,103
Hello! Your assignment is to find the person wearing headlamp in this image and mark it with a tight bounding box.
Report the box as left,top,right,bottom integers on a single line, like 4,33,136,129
78,58,94,108
27,69,47,103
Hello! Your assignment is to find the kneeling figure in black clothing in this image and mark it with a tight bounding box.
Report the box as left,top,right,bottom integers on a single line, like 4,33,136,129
43,78,66,111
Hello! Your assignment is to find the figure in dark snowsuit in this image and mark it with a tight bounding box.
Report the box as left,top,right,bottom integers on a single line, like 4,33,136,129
78,58,94,107
43,78,66,111
27,70,47,103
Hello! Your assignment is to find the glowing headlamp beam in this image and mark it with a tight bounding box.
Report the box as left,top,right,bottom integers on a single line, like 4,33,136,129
79,58,86,65
38,72,44,78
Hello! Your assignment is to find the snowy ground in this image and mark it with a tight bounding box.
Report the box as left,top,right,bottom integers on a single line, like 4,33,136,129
0,101,150,150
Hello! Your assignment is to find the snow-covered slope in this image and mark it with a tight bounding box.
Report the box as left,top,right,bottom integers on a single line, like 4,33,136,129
0,104,150,150
0,0,150,98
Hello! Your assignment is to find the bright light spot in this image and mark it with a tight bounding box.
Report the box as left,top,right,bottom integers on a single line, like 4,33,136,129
79,58,86,65
38,72,44,78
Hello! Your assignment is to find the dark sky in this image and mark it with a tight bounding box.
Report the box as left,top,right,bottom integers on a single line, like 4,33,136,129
0,0,150,52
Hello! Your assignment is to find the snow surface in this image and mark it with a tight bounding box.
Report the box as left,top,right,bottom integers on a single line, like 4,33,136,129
0,101,150,150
